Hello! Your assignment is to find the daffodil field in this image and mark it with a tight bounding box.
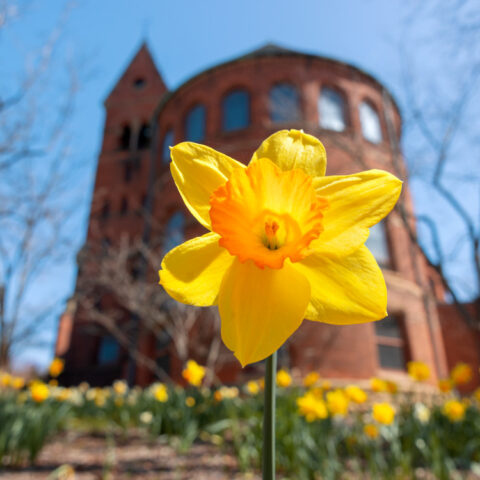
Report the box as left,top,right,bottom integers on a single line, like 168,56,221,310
1,361,480,479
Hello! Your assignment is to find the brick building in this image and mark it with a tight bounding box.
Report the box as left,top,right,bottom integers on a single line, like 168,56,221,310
55,43,480,388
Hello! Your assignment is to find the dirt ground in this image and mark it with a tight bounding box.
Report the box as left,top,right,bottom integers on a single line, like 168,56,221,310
1,432,260,480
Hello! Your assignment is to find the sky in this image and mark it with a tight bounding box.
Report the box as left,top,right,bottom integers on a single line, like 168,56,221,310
1,0,478,369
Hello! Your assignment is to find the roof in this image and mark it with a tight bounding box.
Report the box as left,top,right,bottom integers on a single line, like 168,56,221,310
154,42,401,118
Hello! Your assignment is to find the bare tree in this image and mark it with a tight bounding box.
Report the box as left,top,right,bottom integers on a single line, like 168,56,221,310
0,1,82,367
395,0,480,327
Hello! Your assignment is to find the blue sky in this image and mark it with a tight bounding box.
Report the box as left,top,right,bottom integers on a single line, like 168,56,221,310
1,0,477,369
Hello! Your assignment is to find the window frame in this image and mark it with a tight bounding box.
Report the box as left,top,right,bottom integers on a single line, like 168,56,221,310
318,86,348,132
269,82,302,124
221,88,251,132
359,99,384,144
161,128,174,164
184,103,207,142
374,314,408,371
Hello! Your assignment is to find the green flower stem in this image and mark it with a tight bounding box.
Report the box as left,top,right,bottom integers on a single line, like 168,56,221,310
263,351,277,480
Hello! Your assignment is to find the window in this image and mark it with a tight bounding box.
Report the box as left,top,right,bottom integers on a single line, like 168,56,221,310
97,336,120,365
185,104,206,142
133,77,146,89
120,197,128,216
119,125,131,150
137,123,151,150
319,88,346,132
375,315,407,369
365,221,389,267
269,84,301,123
101,201,110,220
162,129,174,164
222,90,250,132
359,101,382,143
164,211,185,253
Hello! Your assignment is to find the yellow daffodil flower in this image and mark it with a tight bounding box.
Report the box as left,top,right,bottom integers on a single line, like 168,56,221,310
385,380,398,394
345,385,368,404
49,357,65,377
185,396,196,407
442,399,466,422
30,381,50,403
0,372,11,388
303,371,320,388
246,380,261,395
152,383,169,402
326,389,349,417
11,376,25,390
370,377,387,393
407,361,430,382
363,424,379,439
159,130,402,366
450,362,473,385
182,360,206,387
276,369,292,388
372,402,395,425
438,378,453,393
297,391,328,422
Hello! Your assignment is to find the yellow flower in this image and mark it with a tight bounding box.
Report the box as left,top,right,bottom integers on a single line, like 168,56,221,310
473,387,480,403
182,360,206,387
363,424,379,439
30,382,50,403
185,396,196,407
11,376,25,390
215,386,239,401
345,385,368,404
276,369,292,388
438,378,453,393
152,383,168,403
326,389,349,417
385,380,398,394
158,130,401,366
321,380,332,391
49,357,65,378
372,402,395,425
407,361,430,382
414,403,431,424
370,377,387,393
113,380,128,395
246,380,260,395
0,372,11,388
49,379,58,387
297,391,328,422
303,371,320,388
450,363,473,385
442,399,466,422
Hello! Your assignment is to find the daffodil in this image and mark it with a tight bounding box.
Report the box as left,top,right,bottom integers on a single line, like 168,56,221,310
345,385,368,404
450,362,473,386
363,423,379,439
297,391,328,422
49,357,65,377
182,360,206,387
159,130,402,366
372,402,395,425
407,361,430,382
326,389,349,417
442,399,466,422
303,371,320,388
30,381,50,403
276,369,292,388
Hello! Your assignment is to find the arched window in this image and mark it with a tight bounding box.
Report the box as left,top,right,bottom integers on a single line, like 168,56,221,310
137,123,151,149
365,221,389,267
185,104,206,142
359,101,383,144
162,129,174,164
222,90,250,132
374,315,407,370
119,125,131,150
269,83,301,123
164,211,186,253
97,335,120,365
319,88,346,132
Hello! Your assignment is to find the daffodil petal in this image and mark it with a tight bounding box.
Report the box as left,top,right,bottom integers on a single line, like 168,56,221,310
251,129,326,177
170,142,246,229
293,245,387,324
311,169,402,256
218,259,310,366
159,232,234,306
